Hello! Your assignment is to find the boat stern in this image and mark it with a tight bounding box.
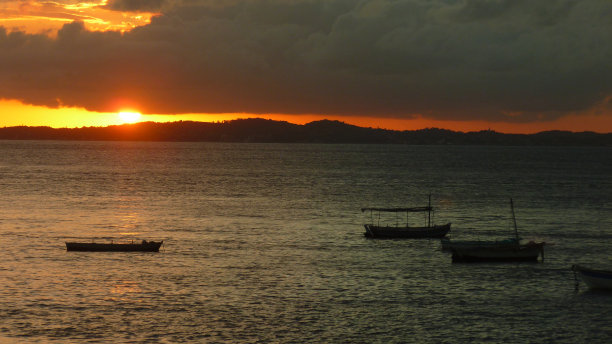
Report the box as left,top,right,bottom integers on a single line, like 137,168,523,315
364,224,374,238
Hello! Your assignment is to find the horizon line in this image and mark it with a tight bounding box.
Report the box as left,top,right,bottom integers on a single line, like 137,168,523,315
2,118,610,136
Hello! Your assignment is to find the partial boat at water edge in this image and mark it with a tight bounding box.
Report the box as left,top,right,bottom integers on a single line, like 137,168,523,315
572,265,612,290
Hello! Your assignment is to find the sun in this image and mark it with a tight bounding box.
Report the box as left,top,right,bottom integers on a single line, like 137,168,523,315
118,111,142,124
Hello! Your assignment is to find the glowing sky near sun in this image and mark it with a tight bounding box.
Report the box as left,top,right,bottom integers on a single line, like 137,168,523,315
2,99,611,134
1,1,611,133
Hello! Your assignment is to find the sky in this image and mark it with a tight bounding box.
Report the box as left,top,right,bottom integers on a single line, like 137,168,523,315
0,0,611,133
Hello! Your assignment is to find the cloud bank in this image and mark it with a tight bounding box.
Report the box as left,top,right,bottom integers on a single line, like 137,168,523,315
104,0,170,12
1,0,611,122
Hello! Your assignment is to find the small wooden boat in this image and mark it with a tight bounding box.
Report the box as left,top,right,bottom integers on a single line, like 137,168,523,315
441,237,519,251
572,265,612,290
362,195,451,239
66,240,163,252
364,222,451,239
450,199,545,263
451,241,544,262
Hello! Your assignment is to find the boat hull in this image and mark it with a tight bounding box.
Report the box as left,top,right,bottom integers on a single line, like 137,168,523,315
572,265,612,290
364,223,451,239
66,241,163,252
451,243,544,263
441,238,520,251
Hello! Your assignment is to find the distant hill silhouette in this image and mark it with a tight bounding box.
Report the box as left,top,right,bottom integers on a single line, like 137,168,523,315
1,118,611,145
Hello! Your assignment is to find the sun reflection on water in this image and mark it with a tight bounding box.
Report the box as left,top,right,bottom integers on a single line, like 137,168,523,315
109,281,142,302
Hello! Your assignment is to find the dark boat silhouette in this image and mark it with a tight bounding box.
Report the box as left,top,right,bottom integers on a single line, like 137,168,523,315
450,199,545,263
362,195,451,239
66,240,163,252
572,265,612,290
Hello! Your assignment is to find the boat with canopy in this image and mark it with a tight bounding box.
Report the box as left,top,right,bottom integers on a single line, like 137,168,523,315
361,195,451,239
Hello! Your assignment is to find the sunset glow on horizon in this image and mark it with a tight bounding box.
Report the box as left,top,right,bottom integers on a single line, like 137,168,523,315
2,99,612,134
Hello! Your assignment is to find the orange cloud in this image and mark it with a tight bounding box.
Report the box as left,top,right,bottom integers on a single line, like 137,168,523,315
0,1,156,34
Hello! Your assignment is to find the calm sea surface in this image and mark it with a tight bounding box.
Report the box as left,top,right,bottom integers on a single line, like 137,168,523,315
1,141,611,343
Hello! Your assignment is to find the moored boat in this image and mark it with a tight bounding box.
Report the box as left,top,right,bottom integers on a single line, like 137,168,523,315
364,222,451,239
66,240,163,252
362,195,451,239
572,265,612,290
451,241,544,262
441,237,520,251
450,199,545,263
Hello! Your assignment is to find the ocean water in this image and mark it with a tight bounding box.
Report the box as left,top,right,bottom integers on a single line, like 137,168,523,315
1,140,611,343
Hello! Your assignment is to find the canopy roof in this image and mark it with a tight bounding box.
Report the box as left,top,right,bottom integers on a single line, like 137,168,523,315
361,207,432,213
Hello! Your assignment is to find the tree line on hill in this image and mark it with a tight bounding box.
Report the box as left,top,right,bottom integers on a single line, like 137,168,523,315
1,118,611,146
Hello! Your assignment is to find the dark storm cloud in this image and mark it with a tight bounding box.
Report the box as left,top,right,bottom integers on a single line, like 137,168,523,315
1,0,611,121
103,0,169,12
